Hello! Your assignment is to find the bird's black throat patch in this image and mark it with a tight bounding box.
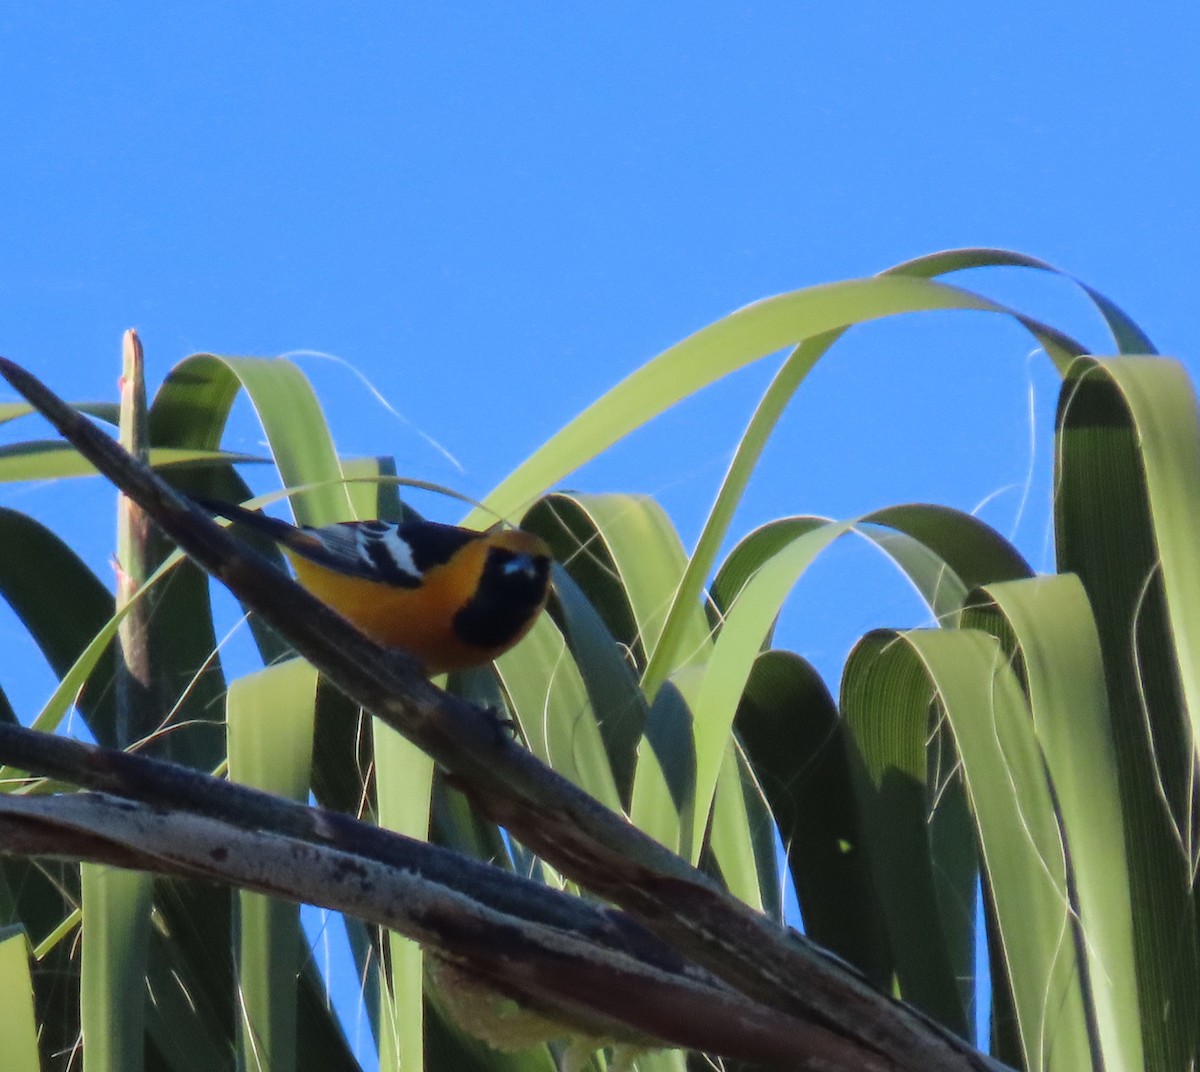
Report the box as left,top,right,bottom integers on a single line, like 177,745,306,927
452,547,551,649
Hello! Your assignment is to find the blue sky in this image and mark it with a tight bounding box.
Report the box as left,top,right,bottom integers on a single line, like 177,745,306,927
2,3,1197,1057
5,5,1195,575
4,4,1197,681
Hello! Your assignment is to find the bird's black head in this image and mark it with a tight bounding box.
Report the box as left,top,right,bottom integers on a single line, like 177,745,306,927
452,536,552,650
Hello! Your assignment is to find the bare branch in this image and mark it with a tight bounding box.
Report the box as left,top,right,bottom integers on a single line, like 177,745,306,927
0,790,881,1069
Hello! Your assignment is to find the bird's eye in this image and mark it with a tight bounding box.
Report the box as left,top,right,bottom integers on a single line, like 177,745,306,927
501,553,535,577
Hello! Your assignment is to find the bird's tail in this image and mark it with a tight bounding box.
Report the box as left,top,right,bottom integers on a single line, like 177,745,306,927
192,496,301,543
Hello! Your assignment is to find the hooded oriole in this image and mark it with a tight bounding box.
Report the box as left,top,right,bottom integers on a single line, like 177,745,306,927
199,499,552,675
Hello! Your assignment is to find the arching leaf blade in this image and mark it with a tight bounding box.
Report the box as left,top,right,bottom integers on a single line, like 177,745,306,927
704,740,770,914
1055,356,1200,1069
0,927,41,1072
536,563,648,807
80,866,153,1072
736,650,893,987
840,632,976,1041
0,508,117,741
494,614,623,814
227,658,320,1072
963,575,1141,1072
150,353,350,523
844,628,1094,1066
375,717,434,1072
686,518,848,860
0,400,119,427
887,247,1156,354
0,443,264,482
474,275,1076,527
